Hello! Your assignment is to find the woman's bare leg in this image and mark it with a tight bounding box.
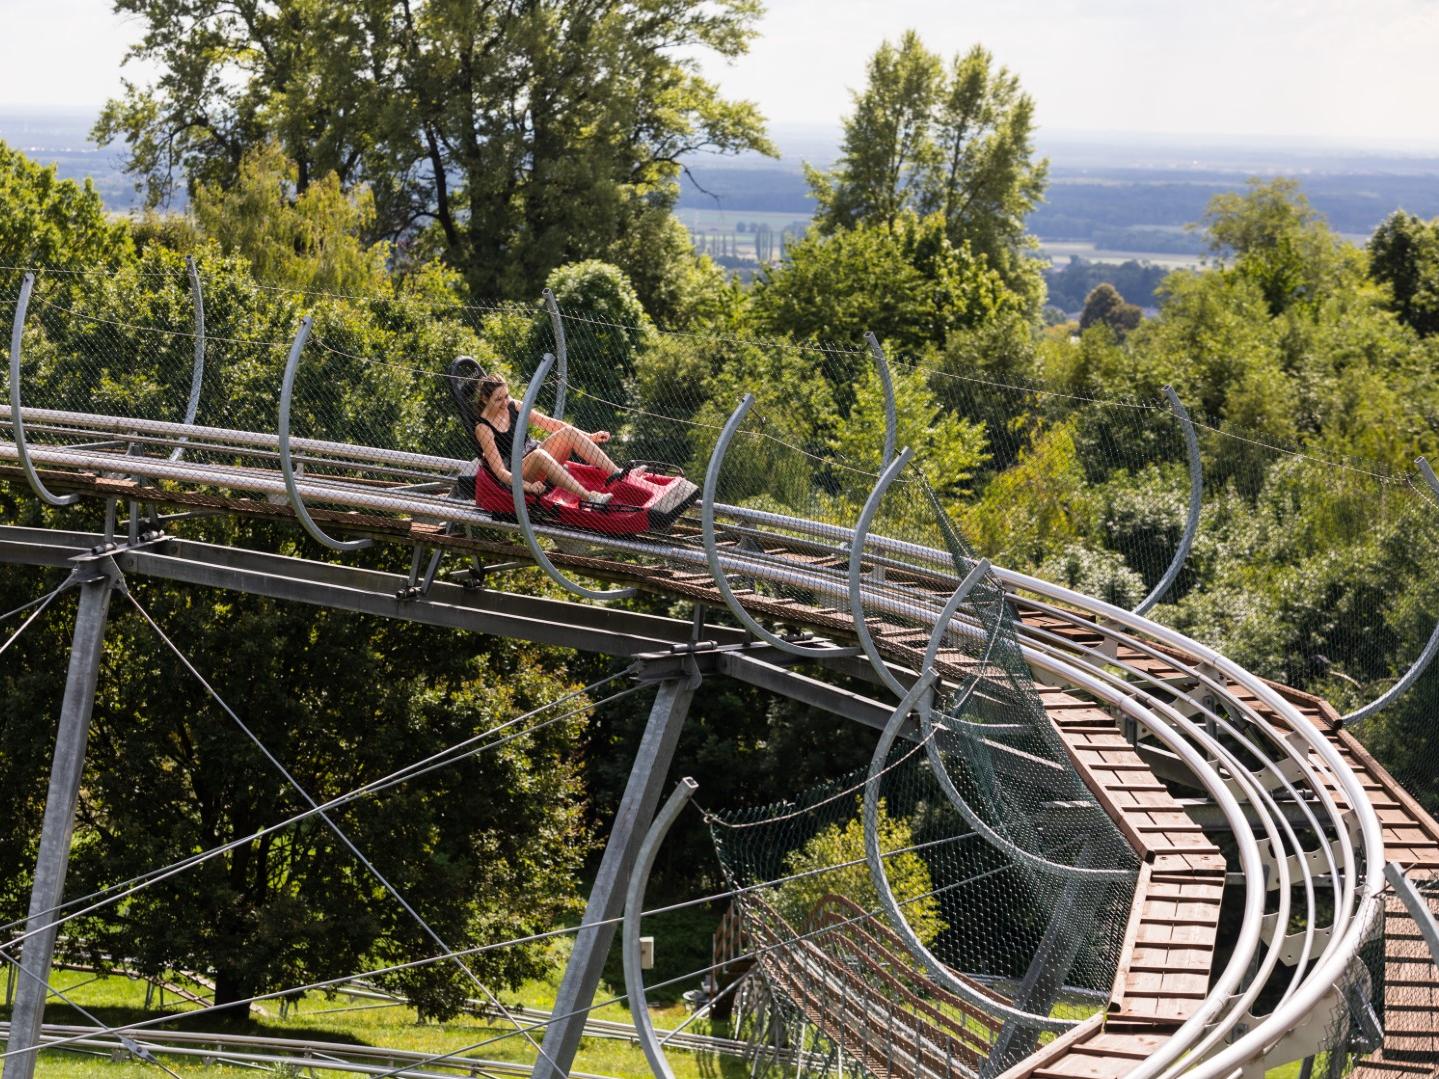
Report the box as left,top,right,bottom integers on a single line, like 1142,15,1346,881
522,449,590,497
542,427,619,474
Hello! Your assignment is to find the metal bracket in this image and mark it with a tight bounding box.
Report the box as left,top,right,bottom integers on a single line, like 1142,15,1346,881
624,777,698,1079
396,544,446,601
1344,456,1439,725
863,331,898,470
169,256,206,462
701,394,859,658
542,288,569,422
847,447,915,698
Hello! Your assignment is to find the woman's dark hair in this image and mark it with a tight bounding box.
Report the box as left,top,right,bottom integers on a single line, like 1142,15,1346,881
476,374,507,407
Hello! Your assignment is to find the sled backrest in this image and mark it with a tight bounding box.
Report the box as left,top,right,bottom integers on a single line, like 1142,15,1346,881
447,356,486,455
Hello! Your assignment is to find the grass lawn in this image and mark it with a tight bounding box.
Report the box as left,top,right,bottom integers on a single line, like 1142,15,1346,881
1,936,751,1079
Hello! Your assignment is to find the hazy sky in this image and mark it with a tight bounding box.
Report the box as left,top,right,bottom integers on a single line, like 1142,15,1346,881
3,0,1438,146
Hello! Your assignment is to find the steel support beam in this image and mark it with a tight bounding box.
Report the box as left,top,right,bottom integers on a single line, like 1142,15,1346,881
534,672,699,1079
4,564,120,1079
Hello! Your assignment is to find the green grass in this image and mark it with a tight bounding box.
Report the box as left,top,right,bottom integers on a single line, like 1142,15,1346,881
3,958,752,1079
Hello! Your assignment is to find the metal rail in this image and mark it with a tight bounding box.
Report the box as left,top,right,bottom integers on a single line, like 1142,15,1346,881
623,778,698,1079
543,289,568,421
1344,454,1439,725
168,256,205,462
7,275,80,507
1133,385,1201,615
701,393,859,658
864,331,898,470
277,316,373,552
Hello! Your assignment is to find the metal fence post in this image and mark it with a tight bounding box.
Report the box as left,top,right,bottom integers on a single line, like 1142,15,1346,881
4,563,121,1079
533,670,700,1079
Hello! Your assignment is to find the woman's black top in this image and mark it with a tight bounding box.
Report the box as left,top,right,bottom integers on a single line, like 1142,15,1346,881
476,401,539,476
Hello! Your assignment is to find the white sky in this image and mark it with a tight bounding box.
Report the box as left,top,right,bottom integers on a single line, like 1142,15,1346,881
2,0,1438,146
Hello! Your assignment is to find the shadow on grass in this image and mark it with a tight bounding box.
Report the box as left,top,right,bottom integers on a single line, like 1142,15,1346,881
0,1001,400,1049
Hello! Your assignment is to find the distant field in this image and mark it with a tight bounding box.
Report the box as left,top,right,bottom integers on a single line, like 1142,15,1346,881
1037,241,1203,270
676,208,810,233
680,207,1206,274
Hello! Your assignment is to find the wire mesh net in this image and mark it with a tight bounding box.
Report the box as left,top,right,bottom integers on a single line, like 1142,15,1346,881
705,548,1139,1079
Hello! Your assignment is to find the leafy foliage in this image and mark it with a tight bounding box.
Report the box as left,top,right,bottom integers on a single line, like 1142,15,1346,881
96,0,774,311
807,33,1047,310
774,799,946,947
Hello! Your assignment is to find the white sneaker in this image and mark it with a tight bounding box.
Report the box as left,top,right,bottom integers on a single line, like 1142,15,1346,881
584,491,613,506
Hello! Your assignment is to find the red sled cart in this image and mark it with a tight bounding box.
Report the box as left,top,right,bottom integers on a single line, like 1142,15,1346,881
447,357,700,536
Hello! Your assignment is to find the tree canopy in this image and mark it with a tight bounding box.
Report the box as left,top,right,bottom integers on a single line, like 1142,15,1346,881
96,0,775,305
806,33,1047,307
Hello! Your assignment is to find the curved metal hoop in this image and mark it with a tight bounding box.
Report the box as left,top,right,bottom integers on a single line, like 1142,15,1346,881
542,288,568,422
862,670,1075,1033
701,394,859,656
623,777,698,1079
1133,384,1202,615
169,256,206,462
511,353,636,601
848,448,916,698
863,331,897,470
8,273,80,507
1344,455,1439,725
277,316,373,552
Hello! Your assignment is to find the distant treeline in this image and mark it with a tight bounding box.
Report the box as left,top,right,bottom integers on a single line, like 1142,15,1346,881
679,165,1439,253
1043,257,1171,314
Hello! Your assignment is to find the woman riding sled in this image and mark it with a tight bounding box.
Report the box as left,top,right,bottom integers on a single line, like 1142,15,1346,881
472,374,635,505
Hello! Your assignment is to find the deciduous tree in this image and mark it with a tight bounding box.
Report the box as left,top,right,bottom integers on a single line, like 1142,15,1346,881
96,0,775,307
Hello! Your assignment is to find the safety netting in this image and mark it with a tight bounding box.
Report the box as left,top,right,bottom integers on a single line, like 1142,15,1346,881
8,258,1439,743
704,546,1139,1079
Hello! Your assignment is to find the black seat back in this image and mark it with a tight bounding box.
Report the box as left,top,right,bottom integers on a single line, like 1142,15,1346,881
448,356,486,455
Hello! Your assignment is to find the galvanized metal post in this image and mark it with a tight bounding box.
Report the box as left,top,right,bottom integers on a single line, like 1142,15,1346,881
4,564,120,1079
533,671,699,1079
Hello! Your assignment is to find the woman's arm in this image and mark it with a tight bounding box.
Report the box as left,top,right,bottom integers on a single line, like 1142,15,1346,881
529,408,567,434
475,425,512,483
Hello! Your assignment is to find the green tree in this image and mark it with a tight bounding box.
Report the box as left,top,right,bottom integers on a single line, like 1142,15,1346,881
1078,283,1142,338
806,31,942,232
807,34,1046,308
192,141,392,295
96,0,775,306
751,212,1024,402
1203,177,1350,316
530,260,652,434
0,139,132,273
774,799,946,946
828,361,990,509
1368,210,1439,337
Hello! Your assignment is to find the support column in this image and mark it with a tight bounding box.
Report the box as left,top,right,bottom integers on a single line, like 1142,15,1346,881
533,673,698,1079
4,566,119,1079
